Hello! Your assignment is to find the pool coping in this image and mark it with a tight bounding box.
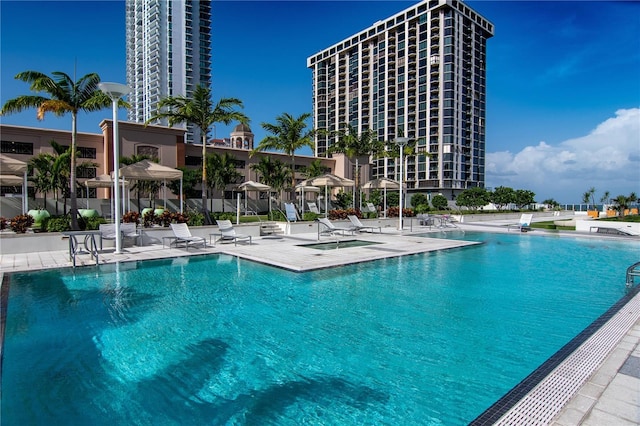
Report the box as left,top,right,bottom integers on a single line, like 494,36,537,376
470,284,640,425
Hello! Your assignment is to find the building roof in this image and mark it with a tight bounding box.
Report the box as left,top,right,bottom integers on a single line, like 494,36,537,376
233,123,252,133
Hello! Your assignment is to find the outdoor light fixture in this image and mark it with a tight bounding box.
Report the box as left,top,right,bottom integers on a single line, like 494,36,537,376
99,82,130,254
394,137,409,231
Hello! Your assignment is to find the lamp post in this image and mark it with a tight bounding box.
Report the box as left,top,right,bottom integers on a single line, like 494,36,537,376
99,82,130,254
395,137,409,231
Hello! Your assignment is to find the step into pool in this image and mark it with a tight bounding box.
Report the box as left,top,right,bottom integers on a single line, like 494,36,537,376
298,239,382,250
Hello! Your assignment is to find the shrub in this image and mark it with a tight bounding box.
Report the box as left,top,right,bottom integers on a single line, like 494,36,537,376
303,212,319,221
328,208,361,220
213,212,235,222
172,212,189,223
269,210,286,221
386,207,415,218
187,211,205,227
158,211,173,227
10,214,34,233
0,217,7,231
85,217,107,230
122,211,140,224
414,204,431,214
142,211,156,228
46,216,70,232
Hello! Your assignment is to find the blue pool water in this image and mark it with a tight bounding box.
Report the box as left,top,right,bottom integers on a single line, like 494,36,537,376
2,232,639,425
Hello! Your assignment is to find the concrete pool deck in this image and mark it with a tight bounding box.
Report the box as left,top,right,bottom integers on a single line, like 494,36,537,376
1,221,639,425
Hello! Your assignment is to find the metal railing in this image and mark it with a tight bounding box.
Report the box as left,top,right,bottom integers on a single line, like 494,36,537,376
626,261,640,289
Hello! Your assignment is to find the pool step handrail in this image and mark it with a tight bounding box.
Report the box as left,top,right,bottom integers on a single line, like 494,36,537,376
626,261,640,288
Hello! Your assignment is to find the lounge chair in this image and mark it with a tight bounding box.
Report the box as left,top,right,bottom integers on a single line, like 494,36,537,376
99,223,142,249
307,202,321,215
317,217,355,237
215,220,252,246
416,213,433,227
362,202,378,217
508,213,533,232
347,215,381,233
284,203,299,222
169,223,207,249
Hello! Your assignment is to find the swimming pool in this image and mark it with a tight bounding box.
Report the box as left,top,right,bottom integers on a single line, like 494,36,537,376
2,232,639,425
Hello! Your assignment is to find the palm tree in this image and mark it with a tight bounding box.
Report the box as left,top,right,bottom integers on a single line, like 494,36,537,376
250,156,291,202
46,140,97,215
28,153,56,210
582,187,596,210
613,192,638,217
206,153,241,213
327,124,385,208
146,85,248,224
302,159,327,179
1,71,118,229
252,112,315,201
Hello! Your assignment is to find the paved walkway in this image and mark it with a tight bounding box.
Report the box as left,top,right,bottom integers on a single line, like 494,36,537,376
1,223,639,425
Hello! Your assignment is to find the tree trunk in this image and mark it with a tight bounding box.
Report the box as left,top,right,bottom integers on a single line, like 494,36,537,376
201,132,212,224
69,114,79,230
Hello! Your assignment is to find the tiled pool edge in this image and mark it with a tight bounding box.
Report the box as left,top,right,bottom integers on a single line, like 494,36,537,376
470,286,640,425
0,273,7,381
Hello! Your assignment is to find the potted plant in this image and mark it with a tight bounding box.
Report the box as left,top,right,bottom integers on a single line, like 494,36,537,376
27,208,50,231
9,214,34,233
122,211,140,224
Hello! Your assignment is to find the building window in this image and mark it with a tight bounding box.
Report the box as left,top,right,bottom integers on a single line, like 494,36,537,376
137,145,159,159
78,147,97,159
77,167,97,179
1,141,33,155
185,156,202,166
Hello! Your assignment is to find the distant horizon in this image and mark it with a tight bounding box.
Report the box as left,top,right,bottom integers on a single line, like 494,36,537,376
1,0,638,203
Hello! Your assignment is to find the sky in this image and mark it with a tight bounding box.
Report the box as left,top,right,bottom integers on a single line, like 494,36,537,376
1,0,639,204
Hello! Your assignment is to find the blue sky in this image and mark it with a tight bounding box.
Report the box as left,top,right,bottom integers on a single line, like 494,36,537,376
1,0,639,203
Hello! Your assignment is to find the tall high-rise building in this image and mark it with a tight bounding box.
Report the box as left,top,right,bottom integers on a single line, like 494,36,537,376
125,0,212,144
307,0,493,198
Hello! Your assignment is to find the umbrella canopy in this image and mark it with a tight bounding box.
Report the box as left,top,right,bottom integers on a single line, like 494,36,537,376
237,180,272,214
298,173,355,215
299,173,354,188
0,175,29,186
85,174,129,188
118,159,184,213
0,154,29,213
295,184,321,215
362,177,401,190
294,185,321,193
119,159,182,181
237,180,271,191
363,177,401,219
0,154,28,174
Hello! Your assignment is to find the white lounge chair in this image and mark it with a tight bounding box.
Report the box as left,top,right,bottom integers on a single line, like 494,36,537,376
508,213,533,232
284,203,299,222
99,223,142,249
317,217,355,237
169,223,207,249
307,202,321,215
347,215,381,233
362,202,378,217
215,220,252,246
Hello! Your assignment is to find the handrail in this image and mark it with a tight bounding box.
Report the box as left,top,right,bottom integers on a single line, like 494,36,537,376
626,261,640,288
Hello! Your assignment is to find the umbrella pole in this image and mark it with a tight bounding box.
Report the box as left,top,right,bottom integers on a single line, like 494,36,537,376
325,186,328,217
384,187,387,218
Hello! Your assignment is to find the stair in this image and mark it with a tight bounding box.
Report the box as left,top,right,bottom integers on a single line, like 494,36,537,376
260,221,284,237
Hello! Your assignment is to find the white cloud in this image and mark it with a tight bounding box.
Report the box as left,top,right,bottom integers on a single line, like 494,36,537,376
486,108,640,203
